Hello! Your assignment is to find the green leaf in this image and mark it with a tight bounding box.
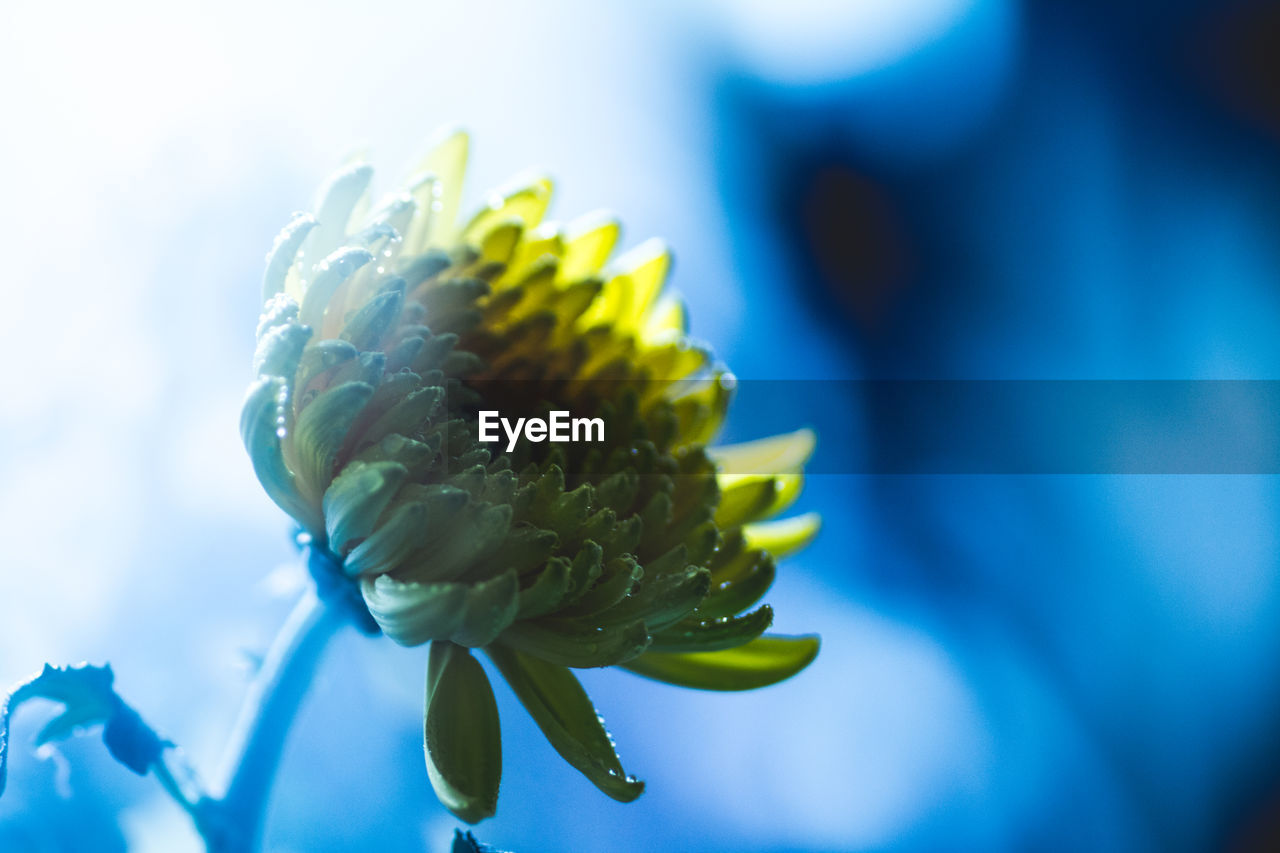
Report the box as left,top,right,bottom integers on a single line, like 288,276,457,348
486,645,644,803
1,664,165,798
424,643,502,824
622,634,820,691
452,830,512,853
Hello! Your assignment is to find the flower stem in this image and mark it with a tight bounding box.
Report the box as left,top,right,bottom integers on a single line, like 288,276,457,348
197,587,345,852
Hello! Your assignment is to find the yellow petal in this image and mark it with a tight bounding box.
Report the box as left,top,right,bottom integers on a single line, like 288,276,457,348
559,211,620,281
641,295,688,345
461,174,552,245
709,428,816,477
715,471,804,527
410,126,469,246
743,513,820,559
401,172,441,256
609,238,670,332
478,219,524,266
507,222,564,282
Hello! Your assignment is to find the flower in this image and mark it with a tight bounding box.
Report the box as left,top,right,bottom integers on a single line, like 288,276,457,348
242,127,820,822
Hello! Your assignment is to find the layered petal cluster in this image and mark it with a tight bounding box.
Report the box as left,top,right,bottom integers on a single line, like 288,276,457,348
242,128,820,822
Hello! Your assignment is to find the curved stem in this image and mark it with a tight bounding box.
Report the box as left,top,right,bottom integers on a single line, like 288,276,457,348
198,588,345,852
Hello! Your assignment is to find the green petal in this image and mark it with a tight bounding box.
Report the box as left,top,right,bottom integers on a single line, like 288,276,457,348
292,381,375,497
415,504,513,583
499,619,650,668
240,376,319,533
695,552,776,621
558,557,642,617
361,575,466,646
262,213,317,303
322,461,409,554
623,634,820,691
299,246,375,330
344,496,436,578
310,162,374,262
256,293,300,340
486,645,644,803
340,286,404,351
649,604,773,653
370,193,416,238
424,643,502,824
359,385,444,447
452,571,521,647
516,558,572,619
253,321,313,379
596,566,709,632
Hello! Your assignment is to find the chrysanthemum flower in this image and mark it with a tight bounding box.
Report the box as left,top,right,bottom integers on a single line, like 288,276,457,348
242,128,820,822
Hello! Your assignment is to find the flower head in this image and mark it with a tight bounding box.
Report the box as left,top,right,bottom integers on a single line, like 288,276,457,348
242,128,820,822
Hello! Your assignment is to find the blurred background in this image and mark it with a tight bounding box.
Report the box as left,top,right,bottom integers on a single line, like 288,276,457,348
4,0,1280,849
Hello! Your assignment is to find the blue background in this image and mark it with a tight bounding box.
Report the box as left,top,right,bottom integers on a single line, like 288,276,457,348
4,0,1280,849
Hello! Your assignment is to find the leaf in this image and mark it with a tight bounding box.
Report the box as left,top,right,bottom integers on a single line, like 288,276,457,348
424,643,502,824
623,635,820,691
1,664,165,798
486,645,644,803
452,829,513,853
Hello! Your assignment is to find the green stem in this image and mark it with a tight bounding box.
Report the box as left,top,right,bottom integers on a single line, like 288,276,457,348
195,587,345,852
